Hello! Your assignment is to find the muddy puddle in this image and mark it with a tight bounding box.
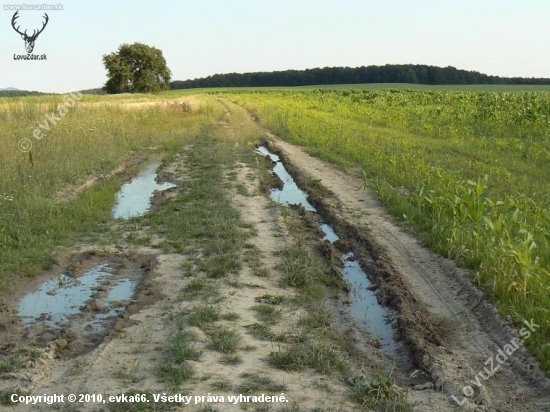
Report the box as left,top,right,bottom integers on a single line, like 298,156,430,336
255,145,397,352
112,159,176,219
18,263,136,333
255,146,315,211
7,255,153,356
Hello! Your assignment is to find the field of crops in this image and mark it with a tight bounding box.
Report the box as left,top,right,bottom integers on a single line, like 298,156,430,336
226,88,550,371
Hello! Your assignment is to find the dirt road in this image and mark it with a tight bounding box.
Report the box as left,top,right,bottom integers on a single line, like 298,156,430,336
1,98,549,411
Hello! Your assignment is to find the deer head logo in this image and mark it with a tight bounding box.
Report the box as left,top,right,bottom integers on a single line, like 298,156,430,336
11,11,49,54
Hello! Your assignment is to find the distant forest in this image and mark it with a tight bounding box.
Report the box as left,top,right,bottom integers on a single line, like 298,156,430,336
0,90,44,97
0,89,102,97
171,64,550,89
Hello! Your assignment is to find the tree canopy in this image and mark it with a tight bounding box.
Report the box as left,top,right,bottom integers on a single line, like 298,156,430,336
171,64,550,89
103,43,171,94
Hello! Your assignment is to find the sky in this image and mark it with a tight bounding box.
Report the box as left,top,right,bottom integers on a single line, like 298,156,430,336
0,0,549,93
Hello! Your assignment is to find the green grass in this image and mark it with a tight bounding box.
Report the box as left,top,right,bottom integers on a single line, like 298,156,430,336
144,124,253,281
0,356,24,374
278,244,318,289
0,91,383,409
198,252,242,279
138,101,264,394
163,84,550,95
221,311,240,321
250,304,283,324
299,83,550,92
236,372,288,394
156,363,195,387
225,279,262,289
268,340,348,374
267,349,303,371
244,322,287,342
277,240,333,301
207,327,242,353
347,372,414,412
185,304,221,327
169,330,203,362
0,346,41,374
242,207,353,383
141,104,271,389
235,182,250,196
180,278,220,301
255,294,286,305
0,389,27,406
219,354,243,365
211,380,232,391
243,246,271,277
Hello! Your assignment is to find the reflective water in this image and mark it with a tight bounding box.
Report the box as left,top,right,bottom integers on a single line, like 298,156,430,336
113,160,176,219
18,263,137,333
255,146,315,211
18,264,113,325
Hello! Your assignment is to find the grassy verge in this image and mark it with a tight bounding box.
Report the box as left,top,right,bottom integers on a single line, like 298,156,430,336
0,93,215,290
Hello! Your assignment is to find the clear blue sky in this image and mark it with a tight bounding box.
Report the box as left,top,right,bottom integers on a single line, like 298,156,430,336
1,0,549,92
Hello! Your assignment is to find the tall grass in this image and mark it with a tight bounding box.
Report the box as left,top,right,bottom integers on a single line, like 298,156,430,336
0,93,218,289
226,89,550,373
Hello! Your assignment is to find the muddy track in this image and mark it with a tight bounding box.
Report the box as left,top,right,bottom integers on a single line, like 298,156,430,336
0,100,366,411
240,106,550,410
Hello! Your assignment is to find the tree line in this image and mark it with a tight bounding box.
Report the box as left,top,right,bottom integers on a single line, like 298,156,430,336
170,64,550,89
0,90,44,97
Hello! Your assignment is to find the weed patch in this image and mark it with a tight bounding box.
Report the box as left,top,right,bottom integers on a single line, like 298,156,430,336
208,327,241,353
269,341,348,375
347,372,414,411
157,363,195,387
237,372,288,394
169,330,203,362
250,304,283,325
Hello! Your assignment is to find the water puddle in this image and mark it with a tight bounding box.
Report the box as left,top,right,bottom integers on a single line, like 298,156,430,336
107,278,136,303
17,262,138,334
320,223,339,243
113,160,176,219
19,264,113,327
255,146,315,211
10,256,150,356
255,145,397,352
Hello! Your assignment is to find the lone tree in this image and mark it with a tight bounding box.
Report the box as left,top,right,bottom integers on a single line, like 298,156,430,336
103,43,171,94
